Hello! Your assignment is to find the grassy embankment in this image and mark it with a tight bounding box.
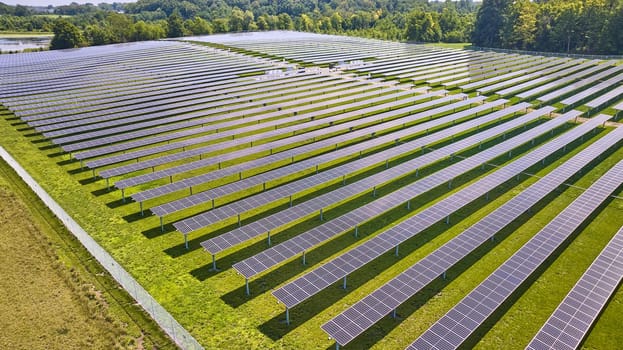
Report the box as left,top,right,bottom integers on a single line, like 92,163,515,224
0,152,174,349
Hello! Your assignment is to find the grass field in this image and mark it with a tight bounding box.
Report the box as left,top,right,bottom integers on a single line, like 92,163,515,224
0,32,54,38
0,157,175,349
2,39,623,350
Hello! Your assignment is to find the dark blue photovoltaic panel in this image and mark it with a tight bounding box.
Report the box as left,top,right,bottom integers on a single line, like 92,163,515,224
205,103,532,256
159,96,492,217
409,148,623,350
271,112,609,310
321,125,623,346
232,106,555,279
119,89,447,189
173,95,478,232
527,224,623,350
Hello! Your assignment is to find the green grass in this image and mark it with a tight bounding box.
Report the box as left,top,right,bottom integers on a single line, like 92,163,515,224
0,31,54,37
424,42,473,50
2,52,623,350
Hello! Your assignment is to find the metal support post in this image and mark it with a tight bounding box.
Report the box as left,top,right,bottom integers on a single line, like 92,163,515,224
395,245,399,256
442,271,447,280
184,234,189,250
160,217,164,232
354,226,359,238
320,208,323,221
407,200,411,210
245,279,250,296
446,215,450,225
343,276,347,290
267,231,271,246
286,308,290,325
302,251,306,265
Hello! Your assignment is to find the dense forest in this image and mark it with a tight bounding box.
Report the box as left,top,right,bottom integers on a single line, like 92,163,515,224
1,0,623,55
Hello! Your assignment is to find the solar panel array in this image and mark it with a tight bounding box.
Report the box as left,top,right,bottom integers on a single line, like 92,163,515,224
409,156,623,350
2,32,623,350
321,123,623,346
527,225,623,350
272,113,609,310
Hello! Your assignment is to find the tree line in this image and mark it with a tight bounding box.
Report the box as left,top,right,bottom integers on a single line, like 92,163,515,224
2,0,623,55
473,0,623,55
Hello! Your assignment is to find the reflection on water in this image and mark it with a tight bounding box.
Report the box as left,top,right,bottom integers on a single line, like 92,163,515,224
0,37,51,52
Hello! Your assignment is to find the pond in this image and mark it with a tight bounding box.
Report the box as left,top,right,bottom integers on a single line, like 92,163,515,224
0,36,51,52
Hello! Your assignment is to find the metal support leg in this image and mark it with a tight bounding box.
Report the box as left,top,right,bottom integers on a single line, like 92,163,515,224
302,251,306,265
392,309,397,319
320,208,323,221
184,234,189,250
354,226,359,238
446,215,450,225
190,187,193,195
343,276,347,290
289,195,293,207
267,231,271,246
140,202,144,216
448,180,452,189
286,308,290,325
415,168,419,177
486,192,490,200
237,214,241,227
491,235,495,242
342,175,346,185
385,159,389,169
245,279,250,296
160,217,164,232
373,186,376,197
395,245,399,256
407,200,411,210
210,254,218,271
106,178,110,190
442,271,447,280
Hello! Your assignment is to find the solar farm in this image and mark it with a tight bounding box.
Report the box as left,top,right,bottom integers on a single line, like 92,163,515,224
1,31,623,349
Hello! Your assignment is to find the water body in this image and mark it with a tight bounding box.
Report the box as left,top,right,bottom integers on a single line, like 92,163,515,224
0,37,51,52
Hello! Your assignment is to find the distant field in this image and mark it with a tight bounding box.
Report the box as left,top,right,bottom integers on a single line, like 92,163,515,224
424,42,472,50
0,32,54,38
0,158,174,350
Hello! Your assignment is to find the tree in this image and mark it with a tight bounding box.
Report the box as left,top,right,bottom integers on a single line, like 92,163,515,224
501,0,537,50
50,18,85,50
472,0,511,47
405,11,441,42
167,10,185,37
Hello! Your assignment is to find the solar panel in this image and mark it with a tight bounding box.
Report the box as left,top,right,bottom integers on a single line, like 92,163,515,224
25,73,325,126
496,60,599,97
516,63,611,100
527,225,623,350
44,79,369,141
409,145,623,350
271,112,609,310
156,97,497,218
231,106,556,279
560,72,623,106
537,65,623,103
321,124,623,347
75,86,413,162
585,84,623,109
104,93,462,181
172,95,481,232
